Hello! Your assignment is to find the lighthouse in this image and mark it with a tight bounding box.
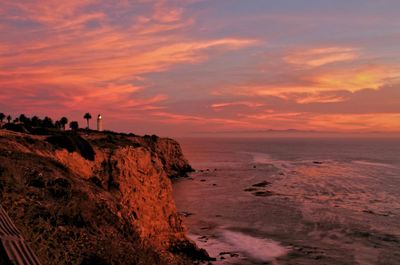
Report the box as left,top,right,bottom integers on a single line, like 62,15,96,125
97,114,103,131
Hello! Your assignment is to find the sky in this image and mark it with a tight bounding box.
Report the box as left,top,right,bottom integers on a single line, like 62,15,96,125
1,0,400,136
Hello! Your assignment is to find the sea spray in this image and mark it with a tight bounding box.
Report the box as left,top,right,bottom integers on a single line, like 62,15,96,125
220,229,289,262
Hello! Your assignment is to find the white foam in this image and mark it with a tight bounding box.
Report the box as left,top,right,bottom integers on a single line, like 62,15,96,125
249,152,274,164
187,233,244,264
353,160,397,169
220,229,289,262
243,151,292,169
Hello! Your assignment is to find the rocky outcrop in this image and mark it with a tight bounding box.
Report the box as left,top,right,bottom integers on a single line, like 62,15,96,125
137,135,194,179
0,130,207,265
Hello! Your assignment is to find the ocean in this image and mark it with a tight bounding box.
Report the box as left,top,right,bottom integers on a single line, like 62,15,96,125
172,137,400,265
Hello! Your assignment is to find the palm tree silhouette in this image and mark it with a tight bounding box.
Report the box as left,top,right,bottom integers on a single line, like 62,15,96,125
31,116,40,127
70,121,79,131
6,115,12,123
0,113,5,123
84,113,92,129
19,114,28,124
60,117,68,130
43,116,53,128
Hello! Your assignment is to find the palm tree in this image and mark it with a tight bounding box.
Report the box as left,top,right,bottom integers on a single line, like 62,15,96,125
69,121,79,131
31,116,40,127
19,114,29,124
55,121,61,129
83,113,92,129
43,116,54,128
0,113,5,123
60,117,68,130
6,115,12,123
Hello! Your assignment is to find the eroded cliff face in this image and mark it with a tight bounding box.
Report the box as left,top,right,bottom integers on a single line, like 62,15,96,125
0,130,206,265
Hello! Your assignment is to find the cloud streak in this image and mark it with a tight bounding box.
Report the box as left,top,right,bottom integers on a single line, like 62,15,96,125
0,1,399,135
0,0,258,132
284,47,359,67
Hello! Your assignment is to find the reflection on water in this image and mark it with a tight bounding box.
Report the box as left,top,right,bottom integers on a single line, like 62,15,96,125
173,137,400,265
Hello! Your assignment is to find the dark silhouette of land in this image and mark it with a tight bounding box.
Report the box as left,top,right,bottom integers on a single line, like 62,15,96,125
0,113,86,135
0,112,205,265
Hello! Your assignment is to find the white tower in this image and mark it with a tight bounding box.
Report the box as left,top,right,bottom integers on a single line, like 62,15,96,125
97,114,103,131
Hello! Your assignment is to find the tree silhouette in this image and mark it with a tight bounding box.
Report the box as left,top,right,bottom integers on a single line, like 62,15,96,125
19,114,29,124
31,116,40,127
43,117,54,128
6,115,11,123
70,121,79,131
55,120,61,129
60,117,68,130
84,113,92,129
0,113,5,123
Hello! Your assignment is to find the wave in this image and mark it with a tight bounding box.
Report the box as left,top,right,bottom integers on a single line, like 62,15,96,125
352,160,397,169
220,229,289,262
242,151,292,169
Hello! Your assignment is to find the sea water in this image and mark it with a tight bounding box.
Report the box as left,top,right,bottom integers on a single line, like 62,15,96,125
172,137,400,265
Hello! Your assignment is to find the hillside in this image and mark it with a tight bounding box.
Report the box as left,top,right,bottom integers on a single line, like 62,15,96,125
0,129,208,265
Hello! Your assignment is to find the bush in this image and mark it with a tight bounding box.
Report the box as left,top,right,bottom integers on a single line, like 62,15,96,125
80,254,109,265
46,135,95,161
2,123,31,134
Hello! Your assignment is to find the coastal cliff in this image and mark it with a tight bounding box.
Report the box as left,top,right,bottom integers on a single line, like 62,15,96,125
0,129,207,265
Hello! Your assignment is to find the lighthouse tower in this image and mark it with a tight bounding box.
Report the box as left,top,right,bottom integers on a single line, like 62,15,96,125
97,114,103,131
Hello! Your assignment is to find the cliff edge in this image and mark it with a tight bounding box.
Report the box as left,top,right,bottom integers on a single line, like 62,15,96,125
0,129,207,265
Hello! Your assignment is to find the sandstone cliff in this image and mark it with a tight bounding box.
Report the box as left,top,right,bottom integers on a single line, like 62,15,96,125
0,129,207,265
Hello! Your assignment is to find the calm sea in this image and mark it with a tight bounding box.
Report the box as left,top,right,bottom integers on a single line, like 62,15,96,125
173,137,400,265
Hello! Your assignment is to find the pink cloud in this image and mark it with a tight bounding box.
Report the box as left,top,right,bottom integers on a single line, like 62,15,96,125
1,1,400,135
0,1,258,130
211,101,265,110
284,47,358,67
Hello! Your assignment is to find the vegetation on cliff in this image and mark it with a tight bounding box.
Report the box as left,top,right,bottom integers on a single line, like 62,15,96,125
0,126,207,264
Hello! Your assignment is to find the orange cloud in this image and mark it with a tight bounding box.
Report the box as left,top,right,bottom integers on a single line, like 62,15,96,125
235,111,400,132
309,113,400,132
0,0,258,117
152,1,184,23
0,0,263,135
211,101,265,109
3,0,101,29
218,64,397,102
0,37,258,90
1,1,400,134
284,47,358,67
280,92,347,104
312,65,397,92
151,111,252,129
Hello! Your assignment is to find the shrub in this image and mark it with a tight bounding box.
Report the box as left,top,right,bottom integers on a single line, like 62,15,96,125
46,135,95,161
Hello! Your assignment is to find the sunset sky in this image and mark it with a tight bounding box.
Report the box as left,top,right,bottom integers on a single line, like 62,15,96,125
1,0,399,136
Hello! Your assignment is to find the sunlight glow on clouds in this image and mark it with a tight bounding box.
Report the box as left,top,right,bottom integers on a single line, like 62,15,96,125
284,47,359,67
211,101,265,110
0,0,399,135
313,65,394,92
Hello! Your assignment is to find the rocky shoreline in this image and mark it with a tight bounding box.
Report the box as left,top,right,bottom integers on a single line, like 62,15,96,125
0,129,209,264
